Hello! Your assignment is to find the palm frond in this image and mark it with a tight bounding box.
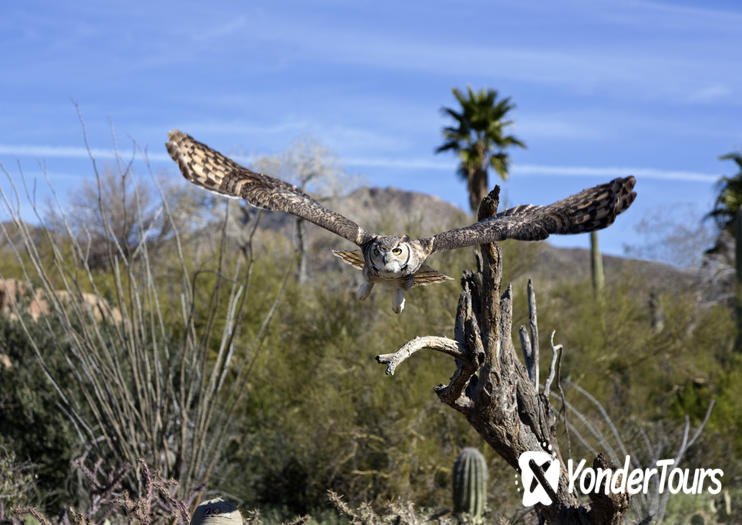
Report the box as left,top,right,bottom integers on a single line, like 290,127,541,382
501,135,527,149
452,87,468,107
440,106,464,123
434,141,460,154
490,152,510,180
720,152,742,170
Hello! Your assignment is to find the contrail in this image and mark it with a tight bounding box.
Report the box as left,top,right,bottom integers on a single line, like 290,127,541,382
343,157,719,182
0,144,172,162
0,144,719,183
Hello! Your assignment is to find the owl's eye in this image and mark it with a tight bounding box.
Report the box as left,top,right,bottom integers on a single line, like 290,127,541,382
373,247,380,256
392,247,402,255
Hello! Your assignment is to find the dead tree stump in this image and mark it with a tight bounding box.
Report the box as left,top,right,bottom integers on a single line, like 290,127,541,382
376,187,630,525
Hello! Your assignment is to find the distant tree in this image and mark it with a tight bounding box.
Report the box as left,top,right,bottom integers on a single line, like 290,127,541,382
251,138,358,283
45,167,208,269
436,86,526,213
623,203,714,268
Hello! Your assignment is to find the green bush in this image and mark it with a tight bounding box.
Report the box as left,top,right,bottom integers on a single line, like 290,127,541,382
0,314,80,513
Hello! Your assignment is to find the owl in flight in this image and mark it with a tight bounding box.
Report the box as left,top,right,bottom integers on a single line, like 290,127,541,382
166,130,636,313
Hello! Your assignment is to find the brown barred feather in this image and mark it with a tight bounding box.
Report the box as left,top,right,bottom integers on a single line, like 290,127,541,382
332,249,365,270
412,264,453,286
166,130,371,246
427,176,636,253
333,250,451,286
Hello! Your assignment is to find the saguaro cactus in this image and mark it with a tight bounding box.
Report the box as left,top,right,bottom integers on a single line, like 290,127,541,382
590,231,605,293
452,447,488,523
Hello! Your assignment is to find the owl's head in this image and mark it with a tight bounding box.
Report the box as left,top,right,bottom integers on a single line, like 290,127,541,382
367,235,414,277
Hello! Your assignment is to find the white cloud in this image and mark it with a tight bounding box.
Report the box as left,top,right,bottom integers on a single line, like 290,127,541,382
514,116,606,141
191,16,248,42
0,143,720,183
0,144,171,162
513,164,718,183
344,157,450,170
630,0,742,23
346,156,718,183
687,83,733,103
176,120,310,136
236,7,742,104
171,121,411,155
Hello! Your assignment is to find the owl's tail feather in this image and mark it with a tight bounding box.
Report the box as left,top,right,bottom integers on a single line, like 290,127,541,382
332,249,364,270
412,265,453,286
332,250,452,286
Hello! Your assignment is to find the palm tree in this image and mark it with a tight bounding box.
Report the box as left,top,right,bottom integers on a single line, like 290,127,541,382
436,86,526,213
707,152,742,350
708,152,742,234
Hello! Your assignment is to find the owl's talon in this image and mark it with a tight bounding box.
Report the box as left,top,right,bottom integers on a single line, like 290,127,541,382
392,289,406,314
357,282,374,301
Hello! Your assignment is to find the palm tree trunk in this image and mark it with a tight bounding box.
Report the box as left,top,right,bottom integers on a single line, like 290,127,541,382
467,165,489,214
735,208,742,351
590,231,605,293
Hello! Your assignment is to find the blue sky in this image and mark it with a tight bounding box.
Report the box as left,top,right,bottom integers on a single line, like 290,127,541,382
1,0,741,260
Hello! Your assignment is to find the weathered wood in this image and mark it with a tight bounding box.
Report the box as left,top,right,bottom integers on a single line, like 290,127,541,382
376,336,467,376
544,331,563,398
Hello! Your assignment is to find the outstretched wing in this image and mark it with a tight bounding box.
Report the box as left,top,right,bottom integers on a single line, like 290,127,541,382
166,130,372,246
422,176,636,253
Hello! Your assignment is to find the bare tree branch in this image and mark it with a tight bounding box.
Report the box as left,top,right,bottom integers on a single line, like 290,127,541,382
376,336,468,376
543,330,562,398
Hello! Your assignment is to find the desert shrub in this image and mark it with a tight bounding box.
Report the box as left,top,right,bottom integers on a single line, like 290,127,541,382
0,314,79,512
0,145,287,516
0,447,36,512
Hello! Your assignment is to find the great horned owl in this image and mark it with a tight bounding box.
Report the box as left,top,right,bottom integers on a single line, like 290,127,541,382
166,130,636,313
